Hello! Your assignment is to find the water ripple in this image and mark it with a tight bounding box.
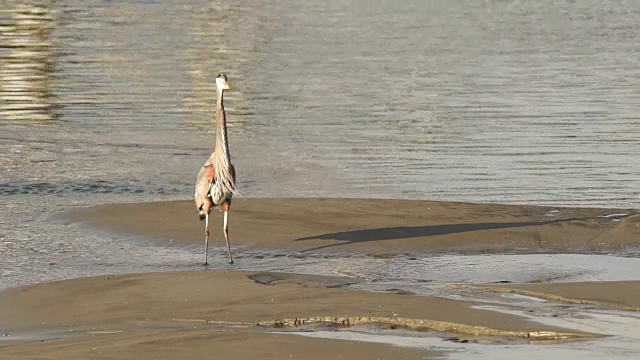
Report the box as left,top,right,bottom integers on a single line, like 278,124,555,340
0,179,183,196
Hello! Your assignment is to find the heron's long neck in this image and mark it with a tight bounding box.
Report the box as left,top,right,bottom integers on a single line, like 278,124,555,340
215,88,230,163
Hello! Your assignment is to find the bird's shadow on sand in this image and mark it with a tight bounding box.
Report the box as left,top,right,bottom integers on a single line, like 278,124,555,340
294,217,590,252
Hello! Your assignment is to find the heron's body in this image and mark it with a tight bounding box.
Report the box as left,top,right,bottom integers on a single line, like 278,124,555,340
194,74,237,265
194,153,236,208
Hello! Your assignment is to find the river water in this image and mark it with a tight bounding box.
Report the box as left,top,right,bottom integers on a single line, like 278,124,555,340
1,0,640,358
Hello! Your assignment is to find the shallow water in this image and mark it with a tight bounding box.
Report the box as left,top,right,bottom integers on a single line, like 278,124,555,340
1,0,640,358
291,317,640,360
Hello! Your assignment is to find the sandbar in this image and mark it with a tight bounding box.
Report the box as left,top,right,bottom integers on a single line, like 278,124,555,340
3,198,639,359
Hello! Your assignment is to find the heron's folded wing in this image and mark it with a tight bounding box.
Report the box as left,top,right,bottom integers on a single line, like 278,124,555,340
194,163,215,204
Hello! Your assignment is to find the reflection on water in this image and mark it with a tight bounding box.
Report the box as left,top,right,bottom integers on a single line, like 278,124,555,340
182,2,263,132
0,1,57,123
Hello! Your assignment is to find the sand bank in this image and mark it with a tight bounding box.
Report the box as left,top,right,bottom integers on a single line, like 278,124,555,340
63,198,640,254
0,270,602,360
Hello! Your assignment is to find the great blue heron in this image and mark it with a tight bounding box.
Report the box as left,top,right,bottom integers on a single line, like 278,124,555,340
194,73,238,265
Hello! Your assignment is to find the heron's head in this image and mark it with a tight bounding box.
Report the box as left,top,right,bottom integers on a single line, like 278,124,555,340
216,74,231,91
198,205,206,221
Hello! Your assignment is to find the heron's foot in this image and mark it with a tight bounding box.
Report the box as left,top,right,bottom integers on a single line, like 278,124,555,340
229,259,234,265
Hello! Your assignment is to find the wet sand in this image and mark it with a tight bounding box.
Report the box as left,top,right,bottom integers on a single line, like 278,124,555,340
1,271,448,359
454,281,640,310
0,270,602,360
3,198,640,358
64,198,640,254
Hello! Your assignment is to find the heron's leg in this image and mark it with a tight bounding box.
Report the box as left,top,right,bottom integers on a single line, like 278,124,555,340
222,201,233,264
204,212,210,266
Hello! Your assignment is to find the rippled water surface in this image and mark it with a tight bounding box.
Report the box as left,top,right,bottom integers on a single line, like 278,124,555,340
1,1,640,357
2,0,639,205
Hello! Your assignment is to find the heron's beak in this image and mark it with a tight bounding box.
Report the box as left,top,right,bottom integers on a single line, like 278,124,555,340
223,83,231,90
